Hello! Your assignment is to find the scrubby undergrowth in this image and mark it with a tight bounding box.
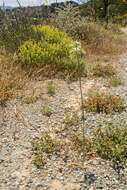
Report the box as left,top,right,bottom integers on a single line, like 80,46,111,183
0,52,26,104
83,92,125,114
52,6,126,56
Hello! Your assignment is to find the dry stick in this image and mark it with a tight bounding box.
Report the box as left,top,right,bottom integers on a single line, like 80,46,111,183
75,43,86,185
16,0,22,8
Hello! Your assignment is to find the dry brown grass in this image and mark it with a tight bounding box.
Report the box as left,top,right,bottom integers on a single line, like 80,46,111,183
83,92,125,114
84,24,125,56
92,62,116,78
0,52,26,104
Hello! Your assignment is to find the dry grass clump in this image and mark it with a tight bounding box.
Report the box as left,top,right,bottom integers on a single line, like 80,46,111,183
0,53,26,104
83,92,125,114
22,95,38,104
92,62,116,78
77,22,124,55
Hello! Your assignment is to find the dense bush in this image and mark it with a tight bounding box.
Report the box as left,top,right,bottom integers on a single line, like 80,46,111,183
19,25,85,74
83,92,125,114
94,123,127,164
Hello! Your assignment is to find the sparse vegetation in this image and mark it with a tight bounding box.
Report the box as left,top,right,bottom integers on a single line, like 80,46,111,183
109,75,123,87
0,2,127,188
32,132,59,154
64,111,80,126
72,121,127,166
41,106,53,117
23,95,38,104
47,81,56,96
83,92,125,114
92,62,116,78
72,134,93,155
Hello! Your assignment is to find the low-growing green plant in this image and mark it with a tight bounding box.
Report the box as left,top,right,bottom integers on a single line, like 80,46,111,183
94,123,127,164
32,132,60,168
32,132,59,154
64,111,80,126
72,134,93,155
18,25,85,75
33,154,46,169
23,95,38,104
41,105,53,117
92,62,116,78
109,75,123,87
83,92,125,114
47,81,56,96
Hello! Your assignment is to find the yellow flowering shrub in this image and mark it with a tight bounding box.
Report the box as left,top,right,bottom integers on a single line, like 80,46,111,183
18,25,84,73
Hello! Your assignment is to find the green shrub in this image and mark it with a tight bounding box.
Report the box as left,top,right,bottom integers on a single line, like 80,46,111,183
19,25,85,74
94,123,127,164
33,154,46,169
32,132,59,154
83,92,125,114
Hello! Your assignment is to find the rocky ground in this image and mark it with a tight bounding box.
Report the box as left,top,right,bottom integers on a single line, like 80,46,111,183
0,43,127,189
